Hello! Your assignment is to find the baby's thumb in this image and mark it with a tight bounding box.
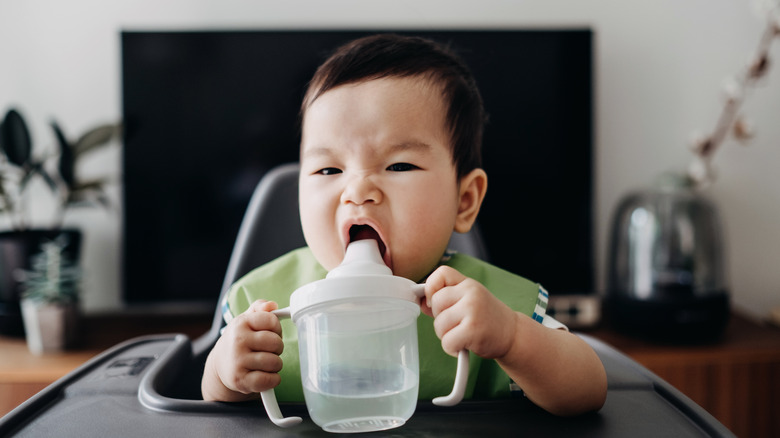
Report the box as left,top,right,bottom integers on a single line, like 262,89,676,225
419,299,434,318
249,299,278,313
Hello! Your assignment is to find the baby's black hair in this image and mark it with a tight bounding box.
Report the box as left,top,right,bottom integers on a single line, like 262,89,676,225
301,33,486,178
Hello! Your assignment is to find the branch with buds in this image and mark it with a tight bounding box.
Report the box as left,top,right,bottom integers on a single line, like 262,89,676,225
687,1,780,187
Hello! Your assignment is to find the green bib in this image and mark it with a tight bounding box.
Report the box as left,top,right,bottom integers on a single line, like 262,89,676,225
227,247,541,401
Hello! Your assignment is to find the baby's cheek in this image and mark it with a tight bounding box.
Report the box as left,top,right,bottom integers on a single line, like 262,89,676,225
404,244,450,281
311,244,341,272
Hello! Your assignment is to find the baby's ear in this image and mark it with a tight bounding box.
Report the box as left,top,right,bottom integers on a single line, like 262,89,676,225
454,168,488,233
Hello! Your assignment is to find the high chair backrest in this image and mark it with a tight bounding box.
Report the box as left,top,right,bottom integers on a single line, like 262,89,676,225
198,162,489,351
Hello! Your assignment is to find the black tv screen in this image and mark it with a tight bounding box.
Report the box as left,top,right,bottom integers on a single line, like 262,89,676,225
121,29,593,308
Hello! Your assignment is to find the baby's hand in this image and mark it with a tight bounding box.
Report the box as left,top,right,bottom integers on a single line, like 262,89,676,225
421,266,518,360
203,300,285,401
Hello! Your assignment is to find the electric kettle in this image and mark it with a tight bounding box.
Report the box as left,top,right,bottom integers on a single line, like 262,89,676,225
261,239,468,433
606,178,730,341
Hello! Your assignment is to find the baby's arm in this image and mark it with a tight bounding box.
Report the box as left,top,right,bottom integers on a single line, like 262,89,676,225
201,300,285,402
421,266,607,416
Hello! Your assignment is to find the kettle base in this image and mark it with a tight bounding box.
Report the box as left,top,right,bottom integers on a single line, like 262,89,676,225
605,293,730,343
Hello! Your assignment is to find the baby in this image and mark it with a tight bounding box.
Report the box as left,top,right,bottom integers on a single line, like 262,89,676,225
202,33,607,416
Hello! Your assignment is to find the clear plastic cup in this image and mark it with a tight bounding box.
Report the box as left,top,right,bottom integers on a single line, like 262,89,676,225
297,298,420,432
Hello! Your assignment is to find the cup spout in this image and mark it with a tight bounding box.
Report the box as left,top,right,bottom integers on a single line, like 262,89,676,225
327,239,392,278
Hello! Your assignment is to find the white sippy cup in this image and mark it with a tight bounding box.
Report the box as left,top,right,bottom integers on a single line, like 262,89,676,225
260,239,469,433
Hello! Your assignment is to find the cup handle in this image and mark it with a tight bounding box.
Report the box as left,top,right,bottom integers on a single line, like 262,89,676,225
432,349,469,406
412,284,468,407
259,307,302,428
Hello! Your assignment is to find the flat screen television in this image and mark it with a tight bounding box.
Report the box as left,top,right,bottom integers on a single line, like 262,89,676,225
121,29,593,310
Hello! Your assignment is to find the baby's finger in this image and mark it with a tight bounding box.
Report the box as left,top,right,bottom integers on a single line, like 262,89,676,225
419,295,434,317
239,370,282,394
242,351,284,374
438,322,470,357
244,329,284,355
431,301,463,340
428,285,465,318
244,308,283,335
248,299,278,313
424,266,467,310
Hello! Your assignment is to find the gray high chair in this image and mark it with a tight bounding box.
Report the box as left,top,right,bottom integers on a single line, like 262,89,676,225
0,163,734,437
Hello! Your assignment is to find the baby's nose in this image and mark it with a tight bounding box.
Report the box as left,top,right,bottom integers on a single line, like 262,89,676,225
341,174,382,205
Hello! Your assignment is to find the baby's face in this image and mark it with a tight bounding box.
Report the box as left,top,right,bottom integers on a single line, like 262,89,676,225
299,77,461,281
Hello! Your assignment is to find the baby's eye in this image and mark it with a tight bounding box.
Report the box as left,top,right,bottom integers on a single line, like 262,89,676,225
316,167,342,176
386,163,418,172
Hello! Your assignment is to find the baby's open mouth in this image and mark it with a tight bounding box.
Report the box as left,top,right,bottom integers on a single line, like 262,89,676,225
349,224,387,260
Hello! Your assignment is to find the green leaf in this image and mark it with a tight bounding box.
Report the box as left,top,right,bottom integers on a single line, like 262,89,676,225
0,109,32,166
73,123,120,156
52,120,77,188
50,120,70,151
70,178,111,191
66,182,112,210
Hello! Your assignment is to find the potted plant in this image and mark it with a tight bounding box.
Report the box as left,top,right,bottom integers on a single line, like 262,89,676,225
0,107,121,337
19,234,82,354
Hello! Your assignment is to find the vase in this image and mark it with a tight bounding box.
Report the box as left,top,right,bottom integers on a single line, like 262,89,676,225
20,299,79,354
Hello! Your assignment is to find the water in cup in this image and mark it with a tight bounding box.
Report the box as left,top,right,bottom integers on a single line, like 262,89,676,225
303,361,418,433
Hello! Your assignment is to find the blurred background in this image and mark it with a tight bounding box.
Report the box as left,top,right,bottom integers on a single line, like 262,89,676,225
0,0,778,322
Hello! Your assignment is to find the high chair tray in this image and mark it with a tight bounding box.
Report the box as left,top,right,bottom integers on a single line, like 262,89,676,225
0,333,734,437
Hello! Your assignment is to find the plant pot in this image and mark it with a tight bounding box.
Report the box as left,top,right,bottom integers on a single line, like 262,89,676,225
0,229,81,336
20,299,79,354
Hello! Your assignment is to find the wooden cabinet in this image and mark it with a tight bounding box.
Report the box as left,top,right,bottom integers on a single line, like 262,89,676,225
0,338,97,417
591,313,780,438
0,313,212,418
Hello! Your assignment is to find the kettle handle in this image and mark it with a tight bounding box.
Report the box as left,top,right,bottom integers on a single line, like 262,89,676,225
412,284,469,407
259,307,302,428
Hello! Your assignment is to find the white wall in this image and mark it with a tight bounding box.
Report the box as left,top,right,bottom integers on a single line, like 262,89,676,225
1,0,778,318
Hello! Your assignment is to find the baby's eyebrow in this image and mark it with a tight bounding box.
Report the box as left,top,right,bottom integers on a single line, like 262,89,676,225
388,141,432,153
301,140,432,160
300,146,336,159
